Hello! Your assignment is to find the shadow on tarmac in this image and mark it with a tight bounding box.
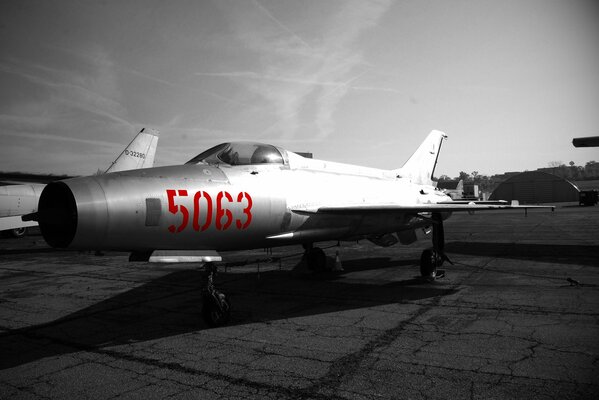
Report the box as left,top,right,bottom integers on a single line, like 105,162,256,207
334,257,418,272
446,241,599,266
0,248,59,255
0,258,457,370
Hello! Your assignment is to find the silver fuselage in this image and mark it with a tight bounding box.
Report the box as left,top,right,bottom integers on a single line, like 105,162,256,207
38,155,452,251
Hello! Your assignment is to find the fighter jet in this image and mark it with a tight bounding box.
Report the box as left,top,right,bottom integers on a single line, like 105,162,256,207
33,130,552,325
0,128,159,236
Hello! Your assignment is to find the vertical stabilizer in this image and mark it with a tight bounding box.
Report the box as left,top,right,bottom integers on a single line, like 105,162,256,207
393,130,447,185
105,128,159,173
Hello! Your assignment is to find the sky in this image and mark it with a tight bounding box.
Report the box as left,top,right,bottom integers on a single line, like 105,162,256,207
1,0,598,178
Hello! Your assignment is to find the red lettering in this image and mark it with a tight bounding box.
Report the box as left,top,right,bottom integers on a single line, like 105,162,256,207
167,189,253,232
167,189,189,233
216,191,233,230
236,192,253,230
193,191,212,232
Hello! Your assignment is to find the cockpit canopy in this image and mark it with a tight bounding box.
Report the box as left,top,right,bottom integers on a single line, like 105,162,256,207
186,142,285,166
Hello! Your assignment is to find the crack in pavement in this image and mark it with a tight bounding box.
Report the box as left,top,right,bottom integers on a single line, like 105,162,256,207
94,347,348,400
301,258,505,396
2,328,347,400
304,286,457,396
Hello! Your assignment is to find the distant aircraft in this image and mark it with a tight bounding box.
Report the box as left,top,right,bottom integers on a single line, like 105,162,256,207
33,130,552,325
0,128,159,236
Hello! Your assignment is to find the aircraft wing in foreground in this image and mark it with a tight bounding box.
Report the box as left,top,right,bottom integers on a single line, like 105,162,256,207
0,128,159,236
33,129,553,325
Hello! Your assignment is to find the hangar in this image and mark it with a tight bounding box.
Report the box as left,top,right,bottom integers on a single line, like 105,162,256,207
490,171,579,204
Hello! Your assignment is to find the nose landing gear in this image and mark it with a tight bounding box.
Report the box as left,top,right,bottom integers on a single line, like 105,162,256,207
201,262,231,327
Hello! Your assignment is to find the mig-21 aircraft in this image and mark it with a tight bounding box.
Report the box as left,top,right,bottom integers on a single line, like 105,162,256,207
32,130,553,325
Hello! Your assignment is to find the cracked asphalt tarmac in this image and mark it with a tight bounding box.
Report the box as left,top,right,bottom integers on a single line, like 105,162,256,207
0,205,598,399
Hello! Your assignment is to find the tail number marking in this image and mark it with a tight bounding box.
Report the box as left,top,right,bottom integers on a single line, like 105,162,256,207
124,150,146,159
167,190,253,233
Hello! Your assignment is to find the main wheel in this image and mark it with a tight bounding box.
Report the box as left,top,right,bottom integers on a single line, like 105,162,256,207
202,292,231,327
307,247,327,271
420,249,442,278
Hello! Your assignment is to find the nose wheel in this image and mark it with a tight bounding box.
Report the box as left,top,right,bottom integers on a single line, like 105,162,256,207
420,212,451,279
201,262,231,326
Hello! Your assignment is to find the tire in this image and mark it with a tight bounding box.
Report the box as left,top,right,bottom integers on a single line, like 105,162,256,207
420,249,442,278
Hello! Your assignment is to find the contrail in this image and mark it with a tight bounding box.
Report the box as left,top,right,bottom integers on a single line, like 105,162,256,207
252,0,313,50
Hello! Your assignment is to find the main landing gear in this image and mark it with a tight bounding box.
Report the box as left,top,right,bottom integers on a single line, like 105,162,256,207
420,212,452,279
201,262,231,327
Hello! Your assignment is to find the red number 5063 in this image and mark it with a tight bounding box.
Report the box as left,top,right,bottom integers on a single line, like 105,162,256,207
166,189,252,233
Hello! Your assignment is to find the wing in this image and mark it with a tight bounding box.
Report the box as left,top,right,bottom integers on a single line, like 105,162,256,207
293,200,554,215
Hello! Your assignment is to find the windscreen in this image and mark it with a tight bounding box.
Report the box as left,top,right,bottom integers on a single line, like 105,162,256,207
186,142,284,166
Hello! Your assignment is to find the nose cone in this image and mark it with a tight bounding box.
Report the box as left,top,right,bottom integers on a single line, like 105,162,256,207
38,181,78,248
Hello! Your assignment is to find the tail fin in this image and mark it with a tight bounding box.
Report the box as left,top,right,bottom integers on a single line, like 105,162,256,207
105,128,159,173
393,130,447,185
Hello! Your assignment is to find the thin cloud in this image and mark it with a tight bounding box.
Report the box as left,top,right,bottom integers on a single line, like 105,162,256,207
52,96,133,129
0,61,121,114
209,0,394,142
120,66,247,107
1,129,121,149
195,71,356,87
0,57,131,130
350,85,401,94
316,72,368,140
252,0,314,51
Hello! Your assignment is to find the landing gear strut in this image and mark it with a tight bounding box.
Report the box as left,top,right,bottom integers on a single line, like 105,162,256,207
420,213,452,279
201,262,231,326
